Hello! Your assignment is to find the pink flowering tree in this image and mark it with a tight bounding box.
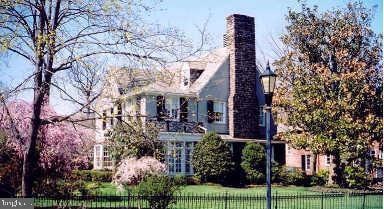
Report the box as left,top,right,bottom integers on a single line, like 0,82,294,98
0,100,93,190
113,156,167,189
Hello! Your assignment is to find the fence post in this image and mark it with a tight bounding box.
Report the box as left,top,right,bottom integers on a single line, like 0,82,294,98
361,192,366,209
321,192,324,209
224,192,228,209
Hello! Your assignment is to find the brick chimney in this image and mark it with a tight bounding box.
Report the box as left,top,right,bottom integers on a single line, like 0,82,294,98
226,14,259,138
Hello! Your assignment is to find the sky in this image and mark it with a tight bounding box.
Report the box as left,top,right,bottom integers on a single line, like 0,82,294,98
0,0,382,115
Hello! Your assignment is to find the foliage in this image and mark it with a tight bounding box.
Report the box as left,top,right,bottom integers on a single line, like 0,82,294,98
274,2,382,187
105,121,163,162
192,132,234,184
0,100,93,192
241,143,266,184
113,156,167,187
279,167,308,186
310,169,329,186
344,165,370,189
72,170,113,182
0,133,21,196
136,175,180,209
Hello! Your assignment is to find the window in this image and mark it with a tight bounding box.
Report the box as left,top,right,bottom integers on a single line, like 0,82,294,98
213,102,226,123
165,97,180,121
94,145,102,168
185,142,194,174
102,111,107,130
166,141,183,174
258,106,265,126
306,155,311,170
165,141,196,175
103,147,112,167
325,154,331,166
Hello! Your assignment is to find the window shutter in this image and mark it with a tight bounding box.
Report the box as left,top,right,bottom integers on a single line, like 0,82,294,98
301,155,306,171
180,97,188,122
156,96,165,121
207,100,214,123
116,102,122,122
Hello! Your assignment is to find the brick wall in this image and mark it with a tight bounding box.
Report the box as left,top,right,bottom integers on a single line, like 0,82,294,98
226,14,259,139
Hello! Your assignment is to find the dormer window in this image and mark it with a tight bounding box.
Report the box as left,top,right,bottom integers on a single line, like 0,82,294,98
190,69,204,84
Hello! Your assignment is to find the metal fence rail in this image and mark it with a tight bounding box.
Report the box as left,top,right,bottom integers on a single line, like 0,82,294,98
32,192,383,209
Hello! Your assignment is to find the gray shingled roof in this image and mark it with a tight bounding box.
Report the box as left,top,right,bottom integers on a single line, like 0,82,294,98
104,47,229,97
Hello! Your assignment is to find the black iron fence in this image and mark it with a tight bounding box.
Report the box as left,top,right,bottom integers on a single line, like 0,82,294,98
32,192,382,209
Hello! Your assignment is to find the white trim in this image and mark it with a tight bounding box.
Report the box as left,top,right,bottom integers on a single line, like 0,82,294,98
305,155,311,171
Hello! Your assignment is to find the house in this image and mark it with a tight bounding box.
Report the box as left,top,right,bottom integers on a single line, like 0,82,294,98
93,14,286,175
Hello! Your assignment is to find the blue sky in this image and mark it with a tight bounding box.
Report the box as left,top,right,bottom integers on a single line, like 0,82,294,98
1,0,382,114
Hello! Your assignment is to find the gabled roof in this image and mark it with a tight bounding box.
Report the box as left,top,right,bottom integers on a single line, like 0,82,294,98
189,48,228,93
101,47,229,98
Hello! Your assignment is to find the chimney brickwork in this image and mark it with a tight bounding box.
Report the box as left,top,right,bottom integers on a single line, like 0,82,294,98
226,14,259,138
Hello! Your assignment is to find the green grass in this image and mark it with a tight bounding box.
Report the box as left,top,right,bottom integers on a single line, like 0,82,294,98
180,184,316,195
91,182,318,195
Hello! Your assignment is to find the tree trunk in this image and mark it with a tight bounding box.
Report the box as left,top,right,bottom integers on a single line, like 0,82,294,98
21,90,44,197
312,153,318,175
332,151,346,187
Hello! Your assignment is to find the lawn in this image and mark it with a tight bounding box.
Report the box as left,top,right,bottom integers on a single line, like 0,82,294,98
92,182,318,195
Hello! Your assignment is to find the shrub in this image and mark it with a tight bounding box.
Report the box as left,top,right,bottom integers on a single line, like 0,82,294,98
136,175,180,209
113,156,166,187
344,165,370,189
280,167,308,186
192,132,234,184
311,169,329,186
71,170,113,182
241,143,266,184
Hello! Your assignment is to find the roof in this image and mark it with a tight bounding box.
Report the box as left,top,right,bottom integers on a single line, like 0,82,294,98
101,47,229,98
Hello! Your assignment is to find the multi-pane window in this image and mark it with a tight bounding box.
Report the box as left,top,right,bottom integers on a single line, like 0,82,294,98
166,141,196,175
306,155,311,170
166,141,183,173
325,154,331,166
213,102,225,123
94,145,102,168
185,142,194,174
165,97,180,121
103,147,113,167
258,106,265,126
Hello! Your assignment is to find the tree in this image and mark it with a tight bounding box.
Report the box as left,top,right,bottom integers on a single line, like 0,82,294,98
274,2,382,187
105,120,163,162
0,0,207,196
241,142,266,184
192,132,234,183
0,100,93,192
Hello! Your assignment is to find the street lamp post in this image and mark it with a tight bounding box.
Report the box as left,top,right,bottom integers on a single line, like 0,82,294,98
259,61,277,209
